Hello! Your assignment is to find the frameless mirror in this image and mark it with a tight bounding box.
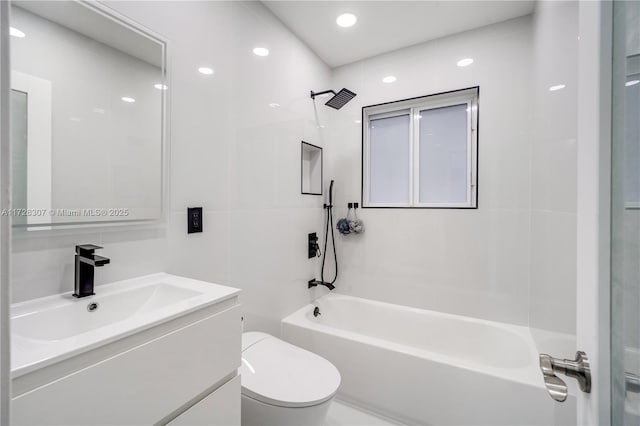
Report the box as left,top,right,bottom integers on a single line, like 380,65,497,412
625,65,640,210
10,1,166,228
301,141,322,195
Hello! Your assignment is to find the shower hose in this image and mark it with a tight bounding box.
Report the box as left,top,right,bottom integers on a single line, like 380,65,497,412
320,202,338,285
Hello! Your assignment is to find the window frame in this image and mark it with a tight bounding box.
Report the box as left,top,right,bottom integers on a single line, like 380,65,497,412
361,86,479,209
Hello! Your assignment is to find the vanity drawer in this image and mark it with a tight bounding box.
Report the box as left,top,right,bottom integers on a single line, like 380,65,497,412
168,375,240,426
12,304,241,425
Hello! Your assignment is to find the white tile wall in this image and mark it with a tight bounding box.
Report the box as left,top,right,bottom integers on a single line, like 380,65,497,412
529,1,579,334
325,10,578,333
108,1,331,335
326,17,535,326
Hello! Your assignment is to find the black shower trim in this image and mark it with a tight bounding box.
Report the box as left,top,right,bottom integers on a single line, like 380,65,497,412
301,141,323,196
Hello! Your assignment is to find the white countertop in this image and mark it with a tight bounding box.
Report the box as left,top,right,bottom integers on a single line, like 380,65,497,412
11,273,240,378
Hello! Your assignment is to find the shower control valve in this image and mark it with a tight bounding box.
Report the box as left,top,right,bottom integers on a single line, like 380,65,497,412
308,232,321,259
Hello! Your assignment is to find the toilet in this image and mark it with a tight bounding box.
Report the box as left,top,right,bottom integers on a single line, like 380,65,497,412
240,332,341,426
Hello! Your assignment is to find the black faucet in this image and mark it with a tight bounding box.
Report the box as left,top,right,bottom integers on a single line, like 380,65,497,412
73,244,110,298
308,279,335,291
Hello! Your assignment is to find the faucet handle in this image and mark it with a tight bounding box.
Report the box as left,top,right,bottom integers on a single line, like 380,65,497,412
76,244,103,255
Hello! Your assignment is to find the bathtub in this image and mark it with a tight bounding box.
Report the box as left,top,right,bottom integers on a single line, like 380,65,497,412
282,293,573,425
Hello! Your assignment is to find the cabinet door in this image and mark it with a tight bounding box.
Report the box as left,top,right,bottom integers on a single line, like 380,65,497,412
169,375,240,426
12,305,241,425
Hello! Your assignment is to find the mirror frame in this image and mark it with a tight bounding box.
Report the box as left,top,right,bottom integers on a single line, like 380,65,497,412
11,0,170,230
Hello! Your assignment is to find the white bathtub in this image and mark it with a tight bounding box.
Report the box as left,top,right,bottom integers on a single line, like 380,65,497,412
282,293,573,425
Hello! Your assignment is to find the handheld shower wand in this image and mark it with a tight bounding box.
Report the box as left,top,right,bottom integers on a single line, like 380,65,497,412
309,180,338,291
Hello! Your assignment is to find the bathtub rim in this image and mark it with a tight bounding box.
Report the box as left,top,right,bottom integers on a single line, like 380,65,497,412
282,293,553,390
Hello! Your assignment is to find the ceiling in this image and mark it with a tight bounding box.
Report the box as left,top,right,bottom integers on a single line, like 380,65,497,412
263,1,536,68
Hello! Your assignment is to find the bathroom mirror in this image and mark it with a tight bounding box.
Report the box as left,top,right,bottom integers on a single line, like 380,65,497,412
301,141,322,195
625,62,640,209
10,1,167,228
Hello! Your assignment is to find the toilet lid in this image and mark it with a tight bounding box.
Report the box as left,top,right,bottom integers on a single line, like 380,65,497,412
240,334,341,408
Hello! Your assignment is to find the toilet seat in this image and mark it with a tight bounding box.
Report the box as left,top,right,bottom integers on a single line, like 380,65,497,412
240,332,341,408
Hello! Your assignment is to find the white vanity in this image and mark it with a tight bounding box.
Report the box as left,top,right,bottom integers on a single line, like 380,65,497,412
10,273,241,425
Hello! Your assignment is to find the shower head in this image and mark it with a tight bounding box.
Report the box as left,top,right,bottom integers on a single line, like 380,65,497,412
325,88,357,110
310,88,357,110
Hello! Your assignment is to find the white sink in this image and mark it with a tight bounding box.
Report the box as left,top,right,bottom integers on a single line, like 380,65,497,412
13,283,201,341
11,273,240,377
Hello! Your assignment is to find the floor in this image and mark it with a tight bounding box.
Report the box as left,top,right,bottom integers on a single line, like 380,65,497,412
326,400,401,426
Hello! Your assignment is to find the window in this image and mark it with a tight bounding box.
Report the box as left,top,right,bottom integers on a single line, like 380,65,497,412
362,87,478,208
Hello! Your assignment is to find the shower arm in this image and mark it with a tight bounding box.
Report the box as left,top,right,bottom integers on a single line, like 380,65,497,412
310,90,336,99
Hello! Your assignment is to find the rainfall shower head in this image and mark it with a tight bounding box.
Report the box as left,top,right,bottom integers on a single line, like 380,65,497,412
325,88,357,109
310,88,357,110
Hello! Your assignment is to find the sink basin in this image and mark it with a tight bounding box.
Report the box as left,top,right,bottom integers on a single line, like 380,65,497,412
11,273,240,377
13,283,201,341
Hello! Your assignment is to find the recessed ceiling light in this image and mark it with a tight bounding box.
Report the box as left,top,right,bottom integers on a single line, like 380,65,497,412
382,76,397,83
457,58,474,67
336,13,357,28
253,47,269,57
69,117,81,122
121,97,136,103
549,84,566,92
198,67,214,75
269,103,280,108
10,27,25,38
355,120,361,124
626,80,640,87
154,83,168,90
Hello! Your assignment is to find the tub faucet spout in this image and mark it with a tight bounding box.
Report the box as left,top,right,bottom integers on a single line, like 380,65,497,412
308,279,335,291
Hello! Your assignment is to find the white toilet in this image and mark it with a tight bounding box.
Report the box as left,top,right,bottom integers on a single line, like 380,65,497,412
240,332,341,426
